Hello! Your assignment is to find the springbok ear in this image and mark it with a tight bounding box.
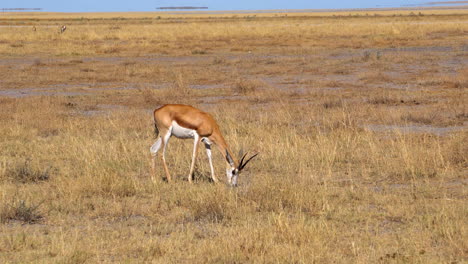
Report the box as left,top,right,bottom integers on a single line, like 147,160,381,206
239,152,259,171
225,150,235,167
238,148,244,161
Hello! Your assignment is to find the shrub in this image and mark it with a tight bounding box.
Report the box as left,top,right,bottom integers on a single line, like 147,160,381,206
4,160,51,183
0,199,43,224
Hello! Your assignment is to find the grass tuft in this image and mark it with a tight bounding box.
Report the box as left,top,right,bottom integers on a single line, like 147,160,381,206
233,78,264,95
0,198,43,224
4,160,51,184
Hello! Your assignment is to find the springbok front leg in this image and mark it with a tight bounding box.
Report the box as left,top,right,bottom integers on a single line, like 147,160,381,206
203,138,218,183
187,134,200,183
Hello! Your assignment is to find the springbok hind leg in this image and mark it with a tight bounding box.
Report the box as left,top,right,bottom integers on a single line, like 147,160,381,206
150,137,162,182
160,130,172,182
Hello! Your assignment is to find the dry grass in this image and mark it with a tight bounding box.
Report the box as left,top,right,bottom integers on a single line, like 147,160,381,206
1,10,467,56
0,9,467,263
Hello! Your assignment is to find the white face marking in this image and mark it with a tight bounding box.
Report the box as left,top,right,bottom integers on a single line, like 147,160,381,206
171,121,197,139
231,169,239,186
226,167,238,186
226,168,233,184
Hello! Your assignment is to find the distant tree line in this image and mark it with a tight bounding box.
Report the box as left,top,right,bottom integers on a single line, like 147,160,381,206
156,7,208,10
1,8,42,12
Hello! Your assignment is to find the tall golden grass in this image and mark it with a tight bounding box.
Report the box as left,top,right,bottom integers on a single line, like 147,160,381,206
0,10,467,263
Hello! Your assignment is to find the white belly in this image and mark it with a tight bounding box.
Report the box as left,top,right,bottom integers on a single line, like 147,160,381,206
171,121,197,139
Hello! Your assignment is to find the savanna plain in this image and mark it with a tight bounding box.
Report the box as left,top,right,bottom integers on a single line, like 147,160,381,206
0,9,467,263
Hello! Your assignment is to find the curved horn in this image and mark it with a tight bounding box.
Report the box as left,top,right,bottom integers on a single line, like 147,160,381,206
239,152,259,171
239,152,248,169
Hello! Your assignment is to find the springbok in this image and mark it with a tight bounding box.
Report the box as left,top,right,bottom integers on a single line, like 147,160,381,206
150,104,258,186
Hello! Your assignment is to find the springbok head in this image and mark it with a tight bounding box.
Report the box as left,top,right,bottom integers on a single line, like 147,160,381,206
226,151,259,186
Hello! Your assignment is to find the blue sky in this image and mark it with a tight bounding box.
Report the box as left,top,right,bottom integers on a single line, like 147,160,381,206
0,1,457,12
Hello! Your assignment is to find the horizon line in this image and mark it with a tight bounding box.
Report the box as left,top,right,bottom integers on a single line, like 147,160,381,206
2,5,468,14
